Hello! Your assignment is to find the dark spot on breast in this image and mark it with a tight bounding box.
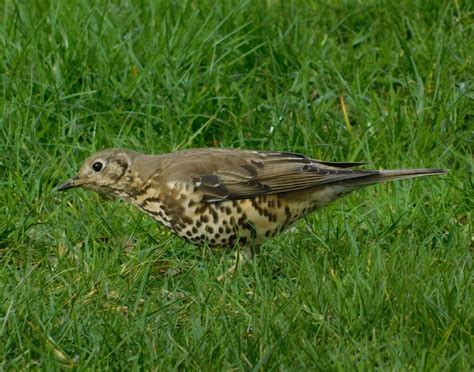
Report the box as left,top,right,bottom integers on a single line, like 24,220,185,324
284,209,292,226
251,198,264,215
207,226,214,233
200,215,209,223
241,222,252,230
195,204,209,214
237,214,247,226
192,226,198,233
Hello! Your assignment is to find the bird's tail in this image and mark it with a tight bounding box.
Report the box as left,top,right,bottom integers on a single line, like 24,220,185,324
309,167,446,208
337,168,447,188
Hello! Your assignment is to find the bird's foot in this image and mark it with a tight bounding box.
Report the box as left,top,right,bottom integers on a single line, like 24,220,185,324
217,247,254,282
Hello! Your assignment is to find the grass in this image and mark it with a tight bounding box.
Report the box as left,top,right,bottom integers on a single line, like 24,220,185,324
0,0,472,369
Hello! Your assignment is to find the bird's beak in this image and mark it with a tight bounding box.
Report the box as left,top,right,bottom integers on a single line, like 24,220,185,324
58,176,82,191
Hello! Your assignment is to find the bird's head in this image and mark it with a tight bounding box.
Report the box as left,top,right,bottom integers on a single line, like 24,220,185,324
58,148,139,195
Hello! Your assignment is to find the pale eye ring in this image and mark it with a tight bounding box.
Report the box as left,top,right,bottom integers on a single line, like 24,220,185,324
92,161,103,172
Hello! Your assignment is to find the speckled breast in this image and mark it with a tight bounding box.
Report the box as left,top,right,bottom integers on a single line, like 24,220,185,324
131,191,315,248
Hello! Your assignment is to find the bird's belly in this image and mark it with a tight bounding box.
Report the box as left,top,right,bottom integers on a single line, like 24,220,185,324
177,194,316,248
132,188,319,248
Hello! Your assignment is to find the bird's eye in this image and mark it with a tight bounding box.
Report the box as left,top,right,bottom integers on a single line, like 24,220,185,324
92,161,103,172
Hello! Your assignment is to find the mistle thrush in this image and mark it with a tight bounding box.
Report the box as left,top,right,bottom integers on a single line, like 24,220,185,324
58,148,446,248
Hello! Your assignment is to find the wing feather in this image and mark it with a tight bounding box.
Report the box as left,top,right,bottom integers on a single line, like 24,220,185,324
154,148,374,202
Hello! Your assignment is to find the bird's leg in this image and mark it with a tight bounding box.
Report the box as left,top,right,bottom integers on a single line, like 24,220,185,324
217,232,258,282
216,247,253,281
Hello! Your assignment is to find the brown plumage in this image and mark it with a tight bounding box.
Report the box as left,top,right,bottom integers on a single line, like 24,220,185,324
58,148,446,248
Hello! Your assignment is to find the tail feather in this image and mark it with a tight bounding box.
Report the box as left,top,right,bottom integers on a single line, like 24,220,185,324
337,168,447,188
377,168,447,181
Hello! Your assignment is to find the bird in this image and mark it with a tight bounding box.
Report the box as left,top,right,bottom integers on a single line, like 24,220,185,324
58,148,445,259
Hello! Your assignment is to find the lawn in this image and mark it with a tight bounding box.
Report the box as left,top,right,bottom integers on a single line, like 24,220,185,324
1,0,472,369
